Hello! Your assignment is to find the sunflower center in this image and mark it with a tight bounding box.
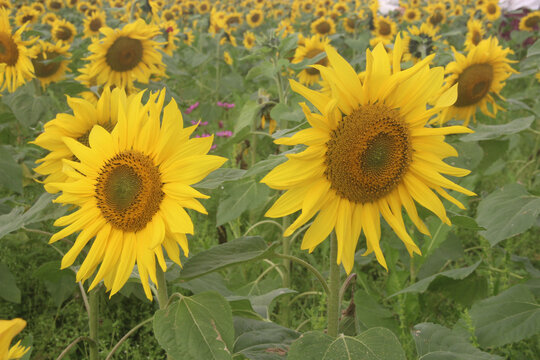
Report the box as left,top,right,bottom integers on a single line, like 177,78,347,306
304,48,328,75
21,14,35,24
89,18,102,32
315,21,331,34
525,15,540,28
378,20,391,36
324,104,411,203
487,4,496,14
429,12,443,26
454,63,493,107
105,36,143,72
32,51,62,78
472,30,481,45
251,13,260,23
347,17,356,28
407,11,416,19
56,26,73,41
0,33,19,66
95,150,164,232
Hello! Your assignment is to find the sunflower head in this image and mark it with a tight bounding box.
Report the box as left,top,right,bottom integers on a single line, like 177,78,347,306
292,35,332,86
246,9,263,28
519,11,540,31
311,17,336,37
52,19,77,43
31,40,71,88
243,31,256,49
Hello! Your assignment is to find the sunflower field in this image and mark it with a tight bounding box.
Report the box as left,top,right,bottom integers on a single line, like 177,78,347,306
0,0,539,359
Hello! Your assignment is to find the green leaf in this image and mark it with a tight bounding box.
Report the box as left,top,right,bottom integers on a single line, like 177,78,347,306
527,38,540,57
233,317,299,359
235,101,260,133
3,85,49,126
449,215,485,231
476,183,540,246
270,103,304,124
246,62,275,81
278,33,298,55
0,262,21,303
251,288,297,319
244,155,286,178
179,237,276,280
468,284,540,347
412,323,502,360
417,234,464,279
460,116,534,142
354,290,400,335
216,180,269,226
195,168,246,189
0,146,22,193
228,298,264,320
390,261,481,297
288,328,406,360
33,261,76,306
153,292,234,360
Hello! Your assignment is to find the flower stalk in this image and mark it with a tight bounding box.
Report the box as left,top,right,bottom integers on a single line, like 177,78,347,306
327,232,341,338
88,288,99,360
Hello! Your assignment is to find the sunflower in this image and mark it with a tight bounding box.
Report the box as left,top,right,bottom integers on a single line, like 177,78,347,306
426,5,446,27
52,19,77,43
47,0,64,11
482,1,500,21
83,11,106,38
0,9,35,93
0,0,10,10
370,16,397,46
464,19,484,51
452,5,463,16
262,35,475,273
219,31,237,46
403,23,441,63
198,1,210,14
343,15,359,33
311,17,336,37
246,9,263,28
519,10,540,31
31,2,45,15
66,0,78,7
403,7,421,22
161,9,176,22
31,40,71,88
333,1,348,14
292,35,333,86
41,12,58,25
160,21,179,56
437,37,517,126
15,6,39,26
0,318,29,360
224,51,232,65
83,19,164,89
41,87,226,300
243,31,255,49
181,27,194,46
224,12,242,30
315,7,326,18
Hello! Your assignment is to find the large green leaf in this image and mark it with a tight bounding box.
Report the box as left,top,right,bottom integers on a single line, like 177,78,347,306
0,262,21,303
460,116,534,142
250,288,297,319
468,285,540,347
33,261,76,306
476,184,540,246
153,291,235,360
0,146,22,194
354,290,400,335
288,328,406,360
390,261,481,297
270,103,304,124
194,168,246,189
235,101,260,133
412,323,502,360
233,317,299,359
179,237,276,280
216,180,269,226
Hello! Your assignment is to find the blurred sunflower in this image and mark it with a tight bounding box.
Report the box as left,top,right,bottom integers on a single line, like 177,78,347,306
219,31,237,46
31,2,45,15
452,5,463,16
292,35,333,86
519,10,540,31
333,1,348,14
84,19,164,89
246,9,263,28
43,88,226,300
437,37,517,126
160,21,179,56
243,31,255,49
0,9,35,92
83,11,106,38
224,51,232,65
161,9,176,22
182,27,194,46
46,0,64,11
31,40,71,88
0,318,29,360
197,1,210,14
262,36,474,272
482,1,500,21
0,0,10,10
15,6,39,26
426,4,446,27
403,23,441,63
66,0,78,8
224,12,242,29
343,15,359,33
41,12,58,25
315,7,326,18
52,19,77,43
464,19,484,50
311,17,336,36
403,7,421,22
370,16,396,46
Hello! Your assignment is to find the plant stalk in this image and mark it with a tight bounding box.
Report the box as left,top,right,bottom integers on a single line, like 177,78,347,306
89,289,99,360
327,232,341,338
156,265,169,310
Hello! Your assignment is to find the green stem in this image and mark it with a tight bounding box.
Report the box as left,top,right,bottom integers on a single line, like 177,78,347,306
105,318,153,360
275,253,330,295
56,337,97,360
89,289,99,360
156,266,169,310
327,232,341,338
281,216,291,327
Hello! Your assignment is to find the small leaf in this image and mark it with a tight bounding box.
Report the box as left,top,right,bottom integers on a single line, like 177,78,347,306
449,215,485,231
390,261,481,297
250,288,297,319
270,103,305,124
153,292,235,360
460,116,534,142
468,284,540,347
234,101,260,133
244,155,287,178
412,323,502,360
0,262,21,303
476,183,540,246
179,237,276,280
216,180,269,226
0,146,22,194
33,261,76,306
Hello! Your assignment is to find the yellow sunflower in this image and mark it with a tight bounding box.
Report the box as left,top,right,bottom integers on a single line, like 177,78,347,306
519,11,540,31
292,35,333,86
15,6,39,27
0,318,29,360
315,7,326,18
482,0,500,21
160,21,179,56
262,35,474,272
40,88,226,299
224,51,233,65
66,0,78,8
51,19,77,43
403,23,441,63
41,12,58,26
343,15,360,33
31,2,45,15
197,1,211,14
402,7,421,22
452,5,463,16
0,9,35,93
224,12,243,30
246,9,263,28
31,40,71,88
311,17,336,37
243,31,255,49
0,0,10,10
464,19,484,51
84,19,164,89
437,37,518,126
426,5,446,27
333,1,348,14
370,16,397,46
47,0,65,11
83,11,106,38
182,27,194,46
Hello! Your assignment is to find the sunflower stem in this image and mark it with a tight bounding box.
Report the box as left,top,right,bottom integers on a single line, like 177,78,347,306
156,266,169,310
281,216,291,327
88,288,99,360
327,232,341,338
